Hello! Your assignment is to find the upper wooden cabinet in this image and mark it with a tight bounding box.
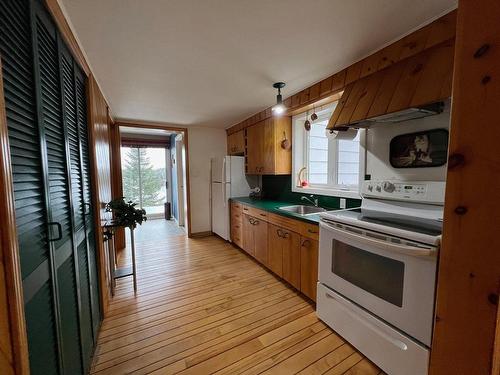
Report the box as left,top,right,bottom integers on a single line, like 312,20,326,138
245,117,292,175
328,39,455,129
227,130,245,155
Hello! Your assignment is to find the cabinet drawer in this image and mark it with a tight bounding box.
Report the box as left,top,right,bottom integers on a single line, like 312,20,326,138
267,212,299,232
231,210,243,222
241,205,268,221
299,222,319,241
231,201,242,213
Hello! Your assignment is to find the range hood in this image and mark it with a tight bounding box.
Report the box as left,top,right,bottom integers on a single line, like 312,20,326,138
327,39,455,130
354,102,445,128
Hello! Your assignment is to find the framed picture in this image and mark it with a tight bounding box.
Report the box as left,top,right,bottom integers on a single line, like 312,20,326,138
390,129,449,168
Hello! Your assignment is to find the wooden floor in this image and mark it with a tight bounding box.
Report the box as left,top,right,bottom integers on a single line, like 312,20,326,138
91,231,383,374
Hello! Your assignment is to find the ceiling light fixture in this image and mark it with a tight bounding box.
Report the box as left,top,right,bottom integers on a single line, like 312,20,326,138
272,82,286,115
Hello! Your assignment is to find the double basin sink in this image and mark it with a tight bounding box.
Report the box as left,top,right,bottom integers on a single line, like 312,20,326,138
278,205,326,216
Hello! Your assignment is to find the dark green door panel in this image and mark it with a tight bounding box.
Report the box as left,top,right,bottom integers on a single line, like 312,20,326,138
57,257,83,375
24,282,59,375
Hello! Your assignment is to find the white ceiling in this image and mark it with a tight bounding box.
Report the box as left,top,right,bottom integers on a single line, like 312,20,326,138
61,0,457,129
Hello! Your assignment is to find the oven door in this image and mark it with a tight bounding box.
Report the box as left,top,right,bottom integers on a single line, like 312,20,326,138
319,219,437,346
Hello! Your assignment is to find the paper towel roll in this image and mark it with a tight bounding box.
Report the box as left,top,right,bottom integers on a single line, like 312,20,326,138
325,127,358,140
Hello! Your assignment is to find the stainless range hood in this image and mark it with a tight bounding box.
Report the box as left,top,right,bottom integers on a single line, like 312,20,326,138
353,102,445,128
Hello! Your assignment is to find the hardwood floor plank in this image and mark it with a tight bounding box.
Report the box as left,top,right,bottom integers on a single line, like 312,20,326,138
90,224,382,375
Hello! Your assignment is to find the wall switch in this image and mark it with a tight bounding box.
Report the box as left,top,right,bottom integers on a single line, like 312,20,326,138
340,198,346,209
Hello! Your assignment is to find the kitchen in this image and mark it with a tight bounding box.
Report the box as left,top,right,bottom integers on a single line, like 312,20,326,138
0,1,498,375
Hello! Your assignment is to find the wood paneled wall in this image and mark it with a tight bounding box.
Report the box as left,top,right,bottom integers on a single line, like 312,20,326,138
226,10,456,135
109,122,125,250
87,75,113,317
0,60,29,375
429,1,500,374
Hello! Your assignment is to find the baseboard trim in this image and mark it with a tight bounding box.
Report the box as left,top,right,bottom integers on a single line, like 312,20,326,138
190,231,213,238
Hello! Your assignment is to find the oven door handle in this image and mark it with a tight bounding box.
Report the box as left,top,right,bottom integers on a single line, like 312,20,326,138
320,221,437,258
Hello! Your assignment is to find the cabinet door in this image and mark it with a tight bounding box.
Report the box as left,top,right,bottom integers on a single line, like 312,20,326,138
268,224,283,277
261,118,275,174
230,215,242,247
253,218,268,265
242,214,255,256
228,130,245,155
300,237,319,301
282,229,301,290
246,122,263,174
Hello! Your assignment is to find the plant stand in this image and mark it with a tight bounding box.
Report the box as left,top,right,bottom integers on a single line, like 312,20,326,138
105,224,138,296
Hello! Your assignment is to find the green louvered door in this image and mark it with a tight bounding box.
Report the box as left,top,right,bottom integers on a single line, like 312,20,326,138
60,43,95,373
33,5,83,375
0,1,60,374
75,66,102,341
0,0,101,374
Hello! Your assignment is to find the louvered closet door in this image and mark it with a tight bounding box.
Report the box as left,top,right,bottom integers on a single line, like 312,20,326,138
75,67,101,339
60,43,95,373
0,1,60,374
33,3,82,375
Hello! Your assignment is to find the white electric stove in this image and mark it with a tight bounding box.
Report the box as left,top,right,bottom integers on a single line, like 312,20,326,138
317,180,445,375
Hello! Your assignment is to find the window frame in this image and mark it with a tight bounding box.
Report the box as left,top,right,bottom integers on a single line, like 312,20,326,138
292,102,366,199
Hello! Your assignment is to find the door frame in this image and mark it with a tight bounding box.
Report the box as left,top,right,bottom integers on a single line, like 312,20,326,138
174,134,185,227
114,120,192,237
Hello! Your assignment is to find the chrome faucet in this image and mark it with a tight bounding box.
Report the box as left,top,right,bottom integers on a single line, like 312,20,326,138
301,194,319,207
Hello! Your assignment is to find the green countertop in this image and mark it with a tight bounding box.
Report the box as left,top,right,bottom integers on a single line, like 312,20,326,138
230,197,338,224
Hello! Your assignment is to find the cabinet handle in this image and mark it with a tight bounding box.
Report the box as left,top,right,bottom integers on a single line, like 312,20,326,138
307,228,318,234
48,222,62,242
259,213,266,217
302,239,310,248
277,228,283,237
253,219,259,226
283,231,290,238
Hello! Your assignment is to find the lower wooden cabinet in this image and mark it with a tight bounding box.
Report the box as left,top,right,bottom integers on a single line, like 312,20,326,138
242,214,255,256
300,237,319,301
268,224,284,277
233,203,319,302
242,213,268,264
230,202,243,247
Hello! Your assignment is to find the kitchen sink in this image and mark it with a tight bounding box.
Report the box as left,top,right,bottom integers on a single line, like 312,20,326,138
278,205,327,216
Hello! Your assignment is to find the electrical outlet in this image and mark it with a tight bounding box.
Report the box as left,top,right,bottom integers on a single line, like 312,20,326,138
340,198,346,209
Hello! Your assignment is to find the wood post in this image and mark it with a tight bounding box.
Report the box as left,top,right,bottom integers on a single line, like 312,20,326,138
430,1,500,373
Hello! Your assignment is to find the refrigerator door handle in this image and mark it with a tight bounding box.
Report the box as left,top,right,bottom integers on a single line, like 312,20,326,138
222,157,226,185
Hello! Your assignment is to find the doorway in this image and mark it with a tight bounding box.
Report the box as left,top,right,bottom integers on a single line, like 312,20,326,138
118,125,190,238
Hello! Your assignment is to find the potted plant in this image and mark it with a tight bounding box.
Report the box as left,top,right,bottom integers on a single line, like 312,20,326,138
105,197,147,229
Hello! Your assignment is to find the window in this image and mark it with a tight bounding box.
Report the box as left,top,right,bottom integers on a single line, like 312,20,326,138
292,102,364,198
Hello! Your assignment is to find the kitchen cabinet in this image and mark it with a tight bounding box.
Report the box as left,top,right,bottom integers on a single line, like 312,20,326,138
230,202,243,247
242,214,255,256
268,224,284,277
245,117,292,175
232,202,319,301
242,213,268,264
300,237,319,301
268,224,301,290
282,230,301,290
227,130,245,155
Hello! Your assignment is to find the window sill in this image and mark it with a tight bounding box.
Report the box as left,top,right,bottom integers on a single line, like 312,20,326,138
291,185,361,199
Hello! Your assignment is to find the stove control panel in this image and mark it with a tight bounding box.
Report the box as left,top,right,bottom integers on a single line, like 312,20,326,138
362,180,445,205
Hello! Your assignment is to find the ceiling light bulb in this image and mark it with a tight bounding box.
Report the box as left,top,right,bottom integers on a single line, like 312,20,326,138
272,104,285,114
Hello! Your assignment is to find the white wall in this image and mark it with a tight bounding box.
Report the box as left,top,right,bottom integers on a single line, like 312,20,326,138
187,126,227,233
366,101,451,182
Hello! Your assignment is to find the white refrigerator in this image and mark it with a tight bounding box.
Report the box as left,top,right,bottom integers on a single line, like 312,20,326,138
211,156,255,240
